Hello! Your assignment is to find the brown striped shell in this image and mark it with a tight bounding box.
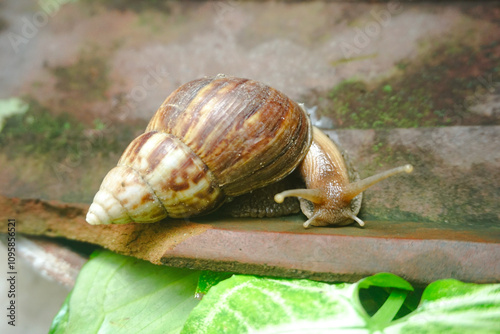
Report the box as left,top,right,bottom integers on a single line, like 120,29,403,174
86,75,312,225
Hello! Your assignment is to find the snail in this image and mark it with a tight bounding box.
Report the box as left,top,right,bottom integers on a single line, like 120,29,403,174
86,74,413,228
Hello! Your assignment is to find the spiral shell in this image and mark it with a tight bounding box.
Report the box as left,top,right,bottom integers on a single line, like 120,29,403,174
86,75,312,225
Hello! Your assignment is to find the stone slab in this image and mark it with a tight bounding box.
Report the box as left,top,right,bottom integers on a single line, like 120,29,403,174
1,195,498,285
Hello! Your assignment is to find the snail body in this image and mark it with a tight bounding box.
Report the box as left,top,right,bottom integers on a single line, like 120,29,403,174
86,75,412,228
275,127,413,228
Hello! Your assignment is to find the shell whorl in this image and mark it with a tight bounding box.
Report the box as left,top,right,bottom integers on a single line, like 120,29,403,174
86,131,224,225
86,75,311,225
147,75,312,196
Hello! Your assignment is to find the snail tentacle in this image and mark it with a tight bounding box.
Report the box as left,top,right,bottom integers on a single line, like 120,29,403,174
274,188,323,205
347,212,365,227
343,164,414,202
303,213,321,229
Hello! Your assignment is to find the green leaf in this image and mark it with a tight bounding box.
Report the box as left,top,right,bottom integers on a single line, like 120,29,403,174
386,279,500,333
357,272,413,292
51,252,500,334
48,291,72,334
370,289,408,325
356,273,413,326
182,275,374,334
195,271,233,299
50,250,201,334
181,273,424,333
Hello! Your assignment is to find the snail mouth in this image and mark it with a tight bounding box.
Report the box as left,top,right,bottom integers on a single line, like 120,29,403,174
346,212,365,227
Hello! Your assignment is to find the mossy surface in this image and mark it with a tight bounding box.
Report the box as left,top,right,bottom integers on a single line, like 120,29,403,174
308,40,500,129
0,99,141,161
51,47,110,102
0,98,146,202
352,130,500,227
86,0,175,13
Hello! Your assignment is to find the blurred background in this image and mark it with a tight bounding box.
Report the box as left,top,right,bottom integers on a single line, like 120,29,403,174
0,0,499,333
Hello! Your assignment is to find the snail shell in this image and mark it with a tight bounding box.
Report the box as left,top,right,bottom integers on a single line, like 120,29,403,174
86,75,312,225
